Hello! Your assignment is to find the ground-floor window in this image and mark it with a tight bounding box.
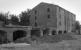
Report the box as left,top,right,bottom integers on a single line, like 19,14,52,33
52,30,56,35
58,30,62,34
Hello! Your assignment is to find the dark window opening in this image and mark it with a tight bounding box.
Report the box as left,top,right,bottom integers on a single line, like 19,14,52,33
43,28,49,35
59,8,61,19
35,22,37,27
58,31,62,34
48,15,50,19
0,30,7,44
13,30,27,41
59,8,60,12
64,31,67,33
35,10,37,14
52,30,56,35
47,8,50,12
0,30,7,36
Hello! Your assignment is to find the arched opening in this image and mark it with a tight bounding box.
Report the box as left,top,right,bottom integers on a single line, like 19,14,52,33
64,30,67,33
58,31,62,34
31,29,41,37
0,30,7,44
52,30,56,35
43,28,49,36
13,30,27,41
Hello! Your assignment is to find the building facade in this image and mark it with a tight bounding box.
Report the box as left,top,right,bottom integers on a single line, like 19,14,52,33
0,2,76,43
29,2,76,35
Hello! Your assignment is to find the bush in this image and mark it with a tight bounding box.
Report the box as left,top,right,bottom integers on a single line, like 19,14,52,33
35,34,76,43
14,34,76,44
14,37,32,44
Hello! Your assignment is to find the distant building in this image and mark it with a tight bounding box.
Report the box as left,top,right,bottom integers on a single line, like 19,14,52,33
29,2,76,35
0,2,76,43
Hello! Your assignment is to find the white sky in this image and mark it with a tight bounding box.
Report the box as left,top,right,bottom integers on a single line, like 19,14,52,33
0,0,81,24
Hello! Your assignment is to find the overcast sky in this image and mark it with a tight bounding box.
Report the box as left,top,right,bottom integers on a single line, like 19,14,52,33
0,0,81,24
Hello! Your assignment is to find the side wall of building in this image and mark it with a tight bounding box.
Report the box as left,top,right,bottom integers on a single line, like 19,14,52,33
56,5,76,33
56,6,65,33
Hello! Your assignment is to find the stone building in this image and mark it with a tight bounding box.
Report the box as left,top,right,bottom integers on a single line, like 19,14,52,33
0,2,76,43
29,2,76,35
0,24,32,42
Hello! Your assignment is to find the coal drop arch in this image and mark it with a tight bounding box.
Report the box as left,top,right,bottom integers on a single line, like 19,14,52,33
0,30,7,44
13,30,27,41
0,30,7,36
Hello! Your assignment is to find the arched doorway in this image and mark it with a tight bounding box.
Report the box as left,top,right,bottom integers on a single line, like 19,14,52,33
0,30,7,44
64,30,67,33
58,31,62,34
52,30,56,35
13,30,27,41
43,28,49,36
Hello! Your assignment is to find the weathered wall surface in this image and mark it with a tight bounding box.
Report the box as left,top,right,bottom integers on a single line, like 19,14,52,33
56,6,65,32
29,2,57,29
56,5,76,33
29,2,76,33
0,26,32,42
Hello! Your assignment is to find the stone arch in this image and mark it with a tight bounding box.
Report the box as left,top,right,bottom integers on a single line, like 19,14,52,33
0,30,7,36
43,28,49,36
13,30,27,41
64,30,67,33
58,30,62,34
52,30,56,35
0,30,7,44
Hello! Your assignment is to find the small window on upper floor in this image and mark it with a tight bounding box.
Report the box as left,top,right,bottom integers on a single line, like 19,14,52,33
47,8,50,12
48,15,50,19
35,22,37,27
35,10,37,14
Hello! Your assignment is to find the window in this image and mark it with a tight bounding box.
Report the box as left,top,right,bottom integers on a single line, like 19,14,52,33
48,15,50,19
58,31,62,34
47,8,50,12
64,31,67,33
35,22,37,27
59,7,61,19
52,30,56,35
35,10,37,14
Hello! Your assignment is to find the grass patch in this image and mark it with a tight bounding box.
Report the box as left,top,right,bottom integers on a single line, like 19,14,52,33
35,34,76,43
14,34,77,44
